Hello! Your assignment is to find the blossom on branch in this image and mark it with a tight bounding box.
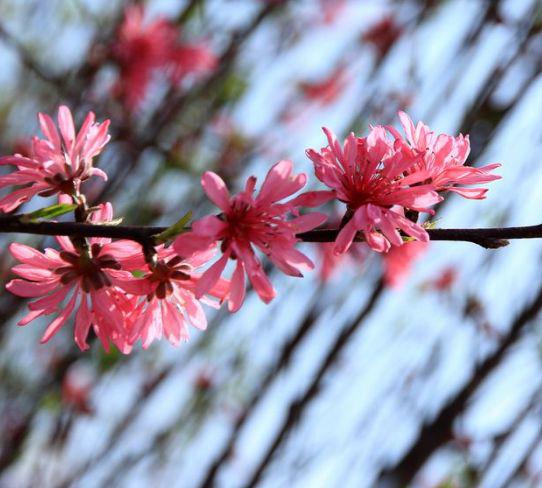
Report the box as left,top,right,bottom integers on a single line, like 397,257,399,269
389,111,501,199
6,204,139,352
382,240,428,288
113,6,217,112
174,161,327,312
304,123,441,254
115,246,229,348
0,106,110,212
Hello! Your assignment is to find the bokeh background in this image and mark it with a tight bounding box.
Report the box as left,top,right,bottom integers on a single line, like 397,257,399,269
0,0,542,486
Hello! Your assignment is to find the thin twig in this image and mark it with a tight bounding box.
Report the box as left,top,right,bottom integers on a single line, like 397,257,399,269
0,214,535,248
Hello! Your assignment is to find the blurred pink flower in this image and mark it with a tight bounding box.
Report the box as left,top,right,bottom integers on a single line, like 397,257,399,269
174,161,327,311
113,6,216,111
304,125,441,254
62,364,95,414
382,240,429,288
115,245,229,348
317,241,367,282
390,111,501,199
6,204,140,353
299,66,348,106
362,15,403,58
0,106,110,212
320,0,347,25
424,265,458,292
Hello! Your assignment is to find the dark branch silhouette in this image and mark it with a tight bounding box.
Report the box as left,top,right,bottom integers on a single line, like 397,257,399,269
376,278,542,486
0,213,540,248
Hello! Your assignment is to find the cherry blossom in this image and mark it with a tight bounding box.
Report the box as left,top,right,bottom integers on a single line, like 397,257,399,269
362,15,403,58
389,111,501,199
174,161,327,311
115,245,229,348
113,6,216,111
304,124,441,254
6,204,139,352
382,240,429,288
0,106,110,212
299,66,348,106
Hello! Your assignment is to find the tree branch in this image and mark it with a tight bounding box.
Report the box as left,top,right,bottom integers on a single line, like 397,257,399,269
0,214,537,248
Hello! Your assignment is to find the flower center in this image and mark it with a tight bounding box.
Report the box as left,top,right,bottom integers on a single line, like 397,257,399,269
55,243,121,292
148,256,191,299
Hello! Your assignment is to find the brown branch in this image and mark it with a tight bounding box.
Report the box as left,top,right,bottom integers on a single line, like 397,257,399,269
376,278,542,485
0,214,537,248
243,280,385,487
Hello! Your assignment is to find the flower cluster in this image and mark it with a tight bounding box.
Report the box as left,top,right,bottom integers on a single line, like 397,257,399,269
0,106,109,212
304,112,500,255
112,6,217,112
1,107,500,353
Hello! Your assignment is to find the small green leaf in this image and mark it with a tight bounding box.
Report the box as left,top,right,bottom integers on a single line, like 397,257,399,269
131,270,146,278
155,211,192,243
21,203,78,222
102,217,123,226
40,391,62,412
96,344,123,372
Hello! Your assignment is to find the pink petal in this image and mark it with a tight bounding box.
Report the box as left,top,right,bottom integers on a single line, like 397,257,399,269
184,247,217,268
28,285,71,312
10,243,53,267
40,290,78,343
201,171,230,211
174,233,216,258
257,160,307,205
0,156,39,169
38,112,61,151
0,172,40,188
192,215,228,237
12,264,54,281
7,279,59,298
195,250,230,298
364,230,390,252
162,300,189,346
288,190,336,208
179,289,207,330
446,187,488,199
270,247,314,276
235,244,275,304
18,308,49,327
55,235,77,253
74,293,91,350
58,106,76,152
289,212,328,233
0,186,38,212
334,218,358,254
102,240,145,269
228,260,246,312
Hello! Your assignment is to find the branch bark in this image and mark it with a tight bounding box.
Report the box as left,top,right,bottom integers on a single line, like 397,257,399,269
0,214,539,248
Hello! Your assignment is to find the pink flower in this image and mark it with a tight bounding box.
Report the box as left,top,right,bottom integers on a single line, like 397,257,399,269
174,160,327,312
382,240,428,288
62,364,95,414
362,15,403,58
423,265,458,292
6,204,140,353
389,112,501,199
320,0,347,25
299,66,348,106
305,125,441,254
113,6,216,111
317,242,367,282
0,106,110,212
115,245,229,348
